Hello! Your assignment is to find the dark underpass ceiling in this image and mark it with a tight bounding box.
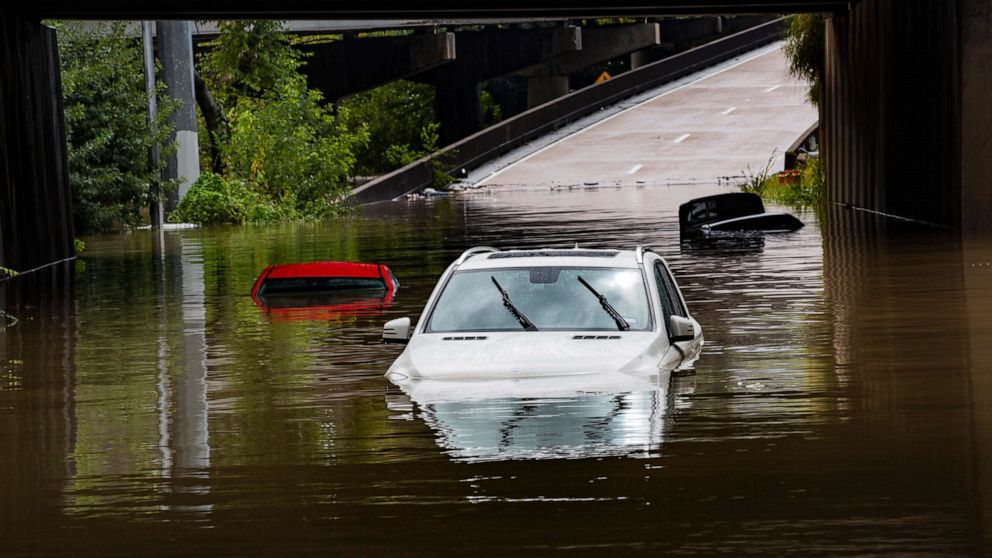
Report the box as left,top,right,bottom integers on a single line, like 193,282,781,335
13,0,854,19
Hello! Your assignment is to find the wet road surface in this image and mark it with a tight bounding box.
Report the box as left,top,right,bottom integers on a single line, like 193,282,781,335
3,184,992,555
476,44,817,189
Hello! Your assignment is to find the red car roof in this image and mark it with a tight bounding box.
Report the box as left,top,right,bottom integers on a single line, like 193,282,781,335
251,261,397,299
265,262,384,279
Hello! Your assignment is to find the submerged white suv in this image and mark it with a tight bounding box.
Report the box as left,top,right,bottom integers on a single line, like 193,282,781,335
383,246,702,382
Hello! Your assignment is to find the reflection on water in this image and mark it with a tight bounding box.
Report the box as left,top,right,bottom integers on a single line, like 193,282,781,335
253,290,394,322
393,372,694,462
2,185,992,554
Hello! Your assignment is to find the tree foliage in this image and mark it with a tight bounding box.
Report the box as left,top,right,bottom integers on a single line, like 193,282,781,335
172,172,287,225
187,21,369,224
221,75,368,215
783,14,825,107
198,20,302,105
55,21,176,233
341,80,436,175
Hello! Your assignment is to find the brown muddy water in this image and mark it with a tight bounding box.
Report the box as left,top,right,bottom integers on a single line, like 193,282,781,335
3,184,992,556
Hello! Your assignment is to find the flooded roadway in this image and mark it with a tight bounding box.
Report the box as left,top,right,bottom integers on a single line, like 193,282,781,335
3,184,992,555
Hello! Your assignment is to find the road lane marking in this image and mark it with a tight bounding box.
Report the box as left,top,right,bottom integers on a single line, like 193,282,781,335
765,84,781,92
674,133,690,144
474,44,782,187
721,106,737,115
627,164,643,174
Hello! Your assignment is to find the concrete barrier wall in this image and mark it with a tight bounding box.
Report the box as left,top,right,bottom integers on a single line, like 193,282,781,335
351,19,786,204
0,15,74,271
823,0,959,228
823,0,992,231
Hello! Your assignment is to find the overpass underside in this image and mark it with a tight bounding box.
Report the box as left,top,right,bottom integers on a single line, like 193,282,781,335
822,0,992,230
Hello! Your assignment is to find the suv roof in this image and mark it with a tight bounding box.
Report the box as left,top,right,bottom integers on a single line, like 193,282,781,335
456,247,642,271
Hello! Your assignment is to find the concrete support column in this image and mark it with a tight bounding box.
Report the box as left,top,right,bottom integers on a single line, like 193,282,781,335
959,0,992,232
415,26,581,145
0,15,73,270
156,21,200,212
517,24,659,109
526,73,570,108
630,49,651,69
435,79,481,147
822,0,960,228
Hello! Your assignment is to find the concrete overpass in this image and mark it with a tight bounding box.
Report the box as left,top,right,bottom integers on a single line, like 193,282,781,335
3,0,992,273
11,2,852,19
471,44,816,190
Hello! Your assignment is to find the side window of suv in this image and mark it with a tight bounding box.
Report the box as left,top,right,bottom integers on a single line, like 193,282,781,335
653,261,687,326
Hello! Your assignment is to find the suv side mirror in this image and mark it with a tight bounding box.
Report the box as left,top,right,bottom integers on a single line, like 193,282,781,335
668,316,695,343
383,317,412,344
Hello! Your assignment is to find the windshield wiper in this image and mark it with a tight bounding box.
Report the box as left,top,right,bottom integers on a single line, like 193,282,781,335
577,276,630,331
490,276,539,331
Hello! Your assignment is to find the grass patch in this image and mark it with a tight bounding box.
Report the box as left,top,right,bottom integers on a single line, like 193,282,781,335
763,157,825,207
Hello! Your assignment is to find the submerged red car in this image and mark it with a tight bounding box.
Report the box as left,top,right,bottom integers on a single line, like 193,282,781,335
251,261,399,299
251,262,399,321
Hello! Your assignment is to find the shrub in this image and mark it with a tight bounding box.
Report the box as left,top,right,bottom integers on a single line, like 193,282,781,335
763,157,826,208
172,172,258,225
192,21,369,222
737,152,777,197
221,75,369,217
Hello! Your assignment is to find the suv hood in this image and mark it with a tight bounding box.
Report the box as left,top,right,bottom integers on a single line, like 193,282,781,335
387,331,670,381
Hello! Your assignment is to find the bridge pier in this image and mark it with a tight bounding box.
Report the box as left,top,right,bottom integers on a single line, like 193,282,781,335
156,21,200,212
0,14,73,272
518,23,660,108
959,0,992,232
525,73,571,108
823,0,992,231
413,26,581,145
435,78,482,145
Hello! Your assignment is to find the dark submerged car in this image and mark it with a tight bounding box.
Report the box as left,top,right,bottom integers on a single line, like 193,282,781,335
679,192,803,238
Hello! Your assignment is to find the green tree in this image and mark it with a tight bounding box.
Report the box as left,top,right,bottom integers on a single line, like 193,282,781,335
341,80,436,175
221,75,369,215
198,20,302,105
54,21,176,233
189,20,368,224
783,14,825,107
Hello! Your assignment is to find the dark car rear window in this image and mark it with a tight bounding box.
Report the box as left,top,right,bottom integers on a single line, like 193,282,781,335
261,277,386,294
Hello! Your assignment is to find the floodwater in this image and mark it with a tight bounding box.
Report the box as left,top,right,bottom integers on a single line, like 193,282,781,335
3,184,992,555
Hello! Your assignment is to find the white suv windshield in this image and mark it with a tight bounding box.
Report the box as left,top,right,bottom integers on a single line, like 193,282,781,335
426,267,652,332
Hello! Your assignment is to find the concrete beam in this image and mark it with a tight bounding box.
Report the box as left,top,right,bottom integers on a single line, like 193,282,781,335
520,23,659,77
413,26,581,144
518,23,660,106
17,1,856,20
301,32,455,101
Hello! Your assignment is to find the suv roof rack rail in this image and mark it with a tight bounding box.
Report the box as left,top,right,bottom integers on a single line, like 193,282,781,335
455,246,499,266
635,245,654,264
